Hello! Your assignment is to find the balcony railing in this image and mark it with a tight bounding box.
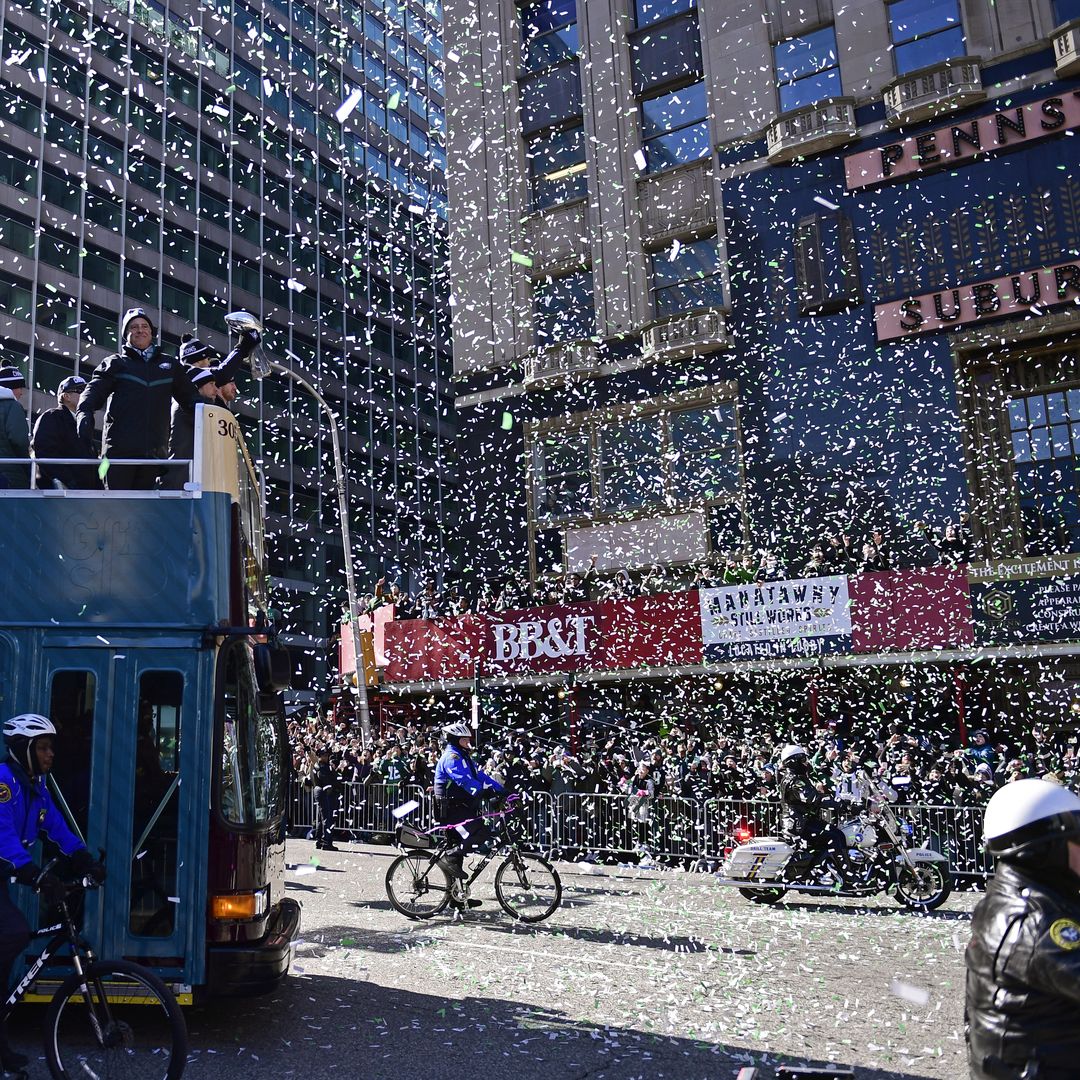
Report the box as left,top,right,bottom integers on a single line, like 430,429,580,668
882,57,984,127
765,97,858,164
1053,18,1080,77
523,338,600,387
641,308,731,363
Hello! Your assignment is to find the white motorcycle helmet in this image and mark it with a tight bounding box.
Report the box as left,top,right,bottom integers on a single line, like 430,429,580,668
983,778,1080,878
779,745,808,771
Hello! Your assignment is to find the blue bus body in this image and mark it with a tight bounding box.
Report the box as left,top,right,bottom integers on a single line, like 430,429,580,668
0,408,299,1000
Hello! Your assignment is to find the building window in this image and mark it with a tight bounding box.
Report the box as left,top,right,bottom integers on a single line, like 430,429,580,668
520,0,578,73
640,80,709,173
525,123,586,210
527,387,744,527
888,0,964,75
600,416,665,510
650,235,724,317
774,25,840,113
533,268,594,346
1008,388,1080,556
670,403,740,502
634,0,694,28
532,429,591,521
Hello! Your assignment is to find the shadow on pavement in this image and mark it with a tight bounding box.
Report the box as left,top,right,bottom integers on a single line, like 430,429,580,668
777,899,972,921
176,972,937,1080
478,919,753,955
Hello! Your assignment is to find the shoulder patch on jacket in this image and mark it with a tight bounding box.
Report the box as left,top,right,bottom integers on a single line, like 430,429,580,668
1049,918,1080,950
0,783,10,803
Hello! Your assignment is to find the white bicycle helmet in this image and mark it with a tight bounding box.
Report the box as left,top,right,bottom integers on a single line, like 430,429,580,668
4,713,57,775
443,722,472,743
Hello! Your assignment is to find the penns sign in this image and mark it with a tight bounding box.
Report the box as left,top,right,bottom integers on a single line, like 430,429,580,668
845,90,1080,190
875,259,1080,342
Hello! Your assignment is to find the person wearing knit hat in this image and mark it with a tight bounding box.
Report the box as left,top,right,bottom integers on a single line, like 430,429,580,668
165,325,258,484
75,309,197,490
178,333,219,368
0,365,29,489
30,373,100,490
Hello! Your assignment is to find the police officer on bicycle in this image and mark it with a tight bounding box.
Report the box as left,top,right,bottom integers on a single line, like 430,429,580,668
433,722,505,909
0,714,105,1072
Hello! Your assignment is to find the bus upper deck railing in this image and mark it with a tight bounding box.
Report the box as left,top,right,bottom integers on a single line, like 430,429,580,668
287,781,994,882
0,457,194,491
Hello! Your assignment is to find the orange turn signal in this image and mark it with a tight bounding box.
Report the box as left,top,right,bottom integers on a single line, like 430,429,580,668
210,891,265,920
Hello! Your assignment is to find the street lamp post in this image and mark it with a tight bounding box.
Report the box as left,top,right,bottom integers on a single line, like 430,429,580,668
226,312,372,747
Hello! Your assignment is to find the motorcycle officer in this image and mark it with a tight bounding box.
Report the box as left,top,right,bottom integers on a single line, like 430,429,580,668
966,778,1080,1080
433,722,505,910
778,744,849,880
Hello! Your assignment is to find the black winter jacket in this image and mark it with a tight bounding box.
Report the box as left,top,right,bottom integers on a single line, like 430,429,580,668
966,862,1080,1079
779,773,824,835
76,346,194,459
31,406,100,489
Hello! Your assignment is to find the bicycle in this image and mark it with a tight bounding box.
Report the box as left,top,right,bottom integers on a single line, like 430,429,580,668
1,858,188,1080
385,796,562,923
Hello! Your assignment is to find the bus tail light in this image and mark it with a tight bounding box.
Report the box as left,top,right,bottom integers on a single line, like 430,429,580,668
211,888,268,921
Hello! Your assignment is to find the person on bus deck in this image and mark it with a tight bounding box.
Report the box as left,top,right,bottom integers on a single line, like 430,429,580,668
0,714,106,1072
166,330,256,485
433,722,505,910
0,365,30,490
31,375,101,490
74,309,195,490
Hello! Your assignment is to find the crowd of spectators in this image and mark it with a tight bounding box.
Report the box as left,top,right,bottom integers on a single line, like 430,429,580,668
288,706,1079,816
354,516,976,620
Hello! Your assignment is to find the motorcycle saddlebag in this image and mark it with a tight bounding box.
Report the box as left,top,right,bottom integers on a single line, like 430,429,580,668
724,840,790,881
396,824,434,850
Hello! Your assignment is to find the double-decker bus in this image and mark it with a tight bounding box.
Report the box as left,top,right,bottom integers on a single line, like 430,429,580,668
0,406,300,1002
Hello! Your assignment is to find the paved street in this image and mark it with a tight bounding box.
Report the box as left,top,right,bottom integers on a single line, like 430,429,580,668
14,839,978,1079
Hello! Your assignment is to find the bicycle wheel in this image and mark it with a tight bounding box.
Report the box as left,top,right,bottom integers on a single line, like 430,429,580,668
494,851,562,923
386,853,452,919
45,958,188,1080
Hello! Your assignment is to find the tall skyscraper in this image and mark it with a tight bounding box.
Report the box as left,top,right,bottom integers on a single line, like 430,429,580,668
0,0,454,701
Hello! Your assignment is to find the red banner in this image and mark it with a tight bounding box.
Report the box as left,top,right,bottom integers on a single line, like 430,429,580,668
383,615,484,683
595,591,702,669
849,568,974,653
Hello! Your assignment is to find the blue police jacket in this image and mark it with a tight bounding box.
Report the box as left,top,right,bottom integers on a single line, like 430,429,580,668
433,745,504,803
0,761,84,871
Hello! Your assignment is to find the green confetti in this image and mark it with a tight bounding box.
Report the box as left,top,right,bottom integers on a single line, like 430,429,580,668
97,457,110,480
388,91,400,110
501,411,513,430
510,251,533,267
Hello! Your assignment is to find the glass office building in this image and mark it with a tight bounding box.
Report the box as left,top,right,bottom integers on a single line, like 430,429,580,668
0,0,454,699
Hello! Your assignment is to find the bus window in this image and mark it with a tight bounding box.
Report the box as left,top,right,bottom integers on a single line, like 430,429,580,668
48,671,95,840
129,671,183,938
219,642,283,827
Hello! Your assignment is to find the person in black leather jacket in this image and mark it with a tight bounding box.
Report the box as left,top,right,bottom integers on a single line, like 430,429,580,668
778,744,848,877
966,778,1080,1080
76,308,196,490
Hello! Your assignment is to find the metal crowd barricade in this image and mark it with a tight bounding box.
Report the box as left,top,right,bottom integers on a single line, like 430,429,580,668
901,801,991,881
285,781,991,880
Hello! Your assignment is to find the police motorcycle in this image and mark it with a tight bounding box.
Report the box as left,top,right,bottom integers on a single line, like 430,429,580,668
716,770,953,910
